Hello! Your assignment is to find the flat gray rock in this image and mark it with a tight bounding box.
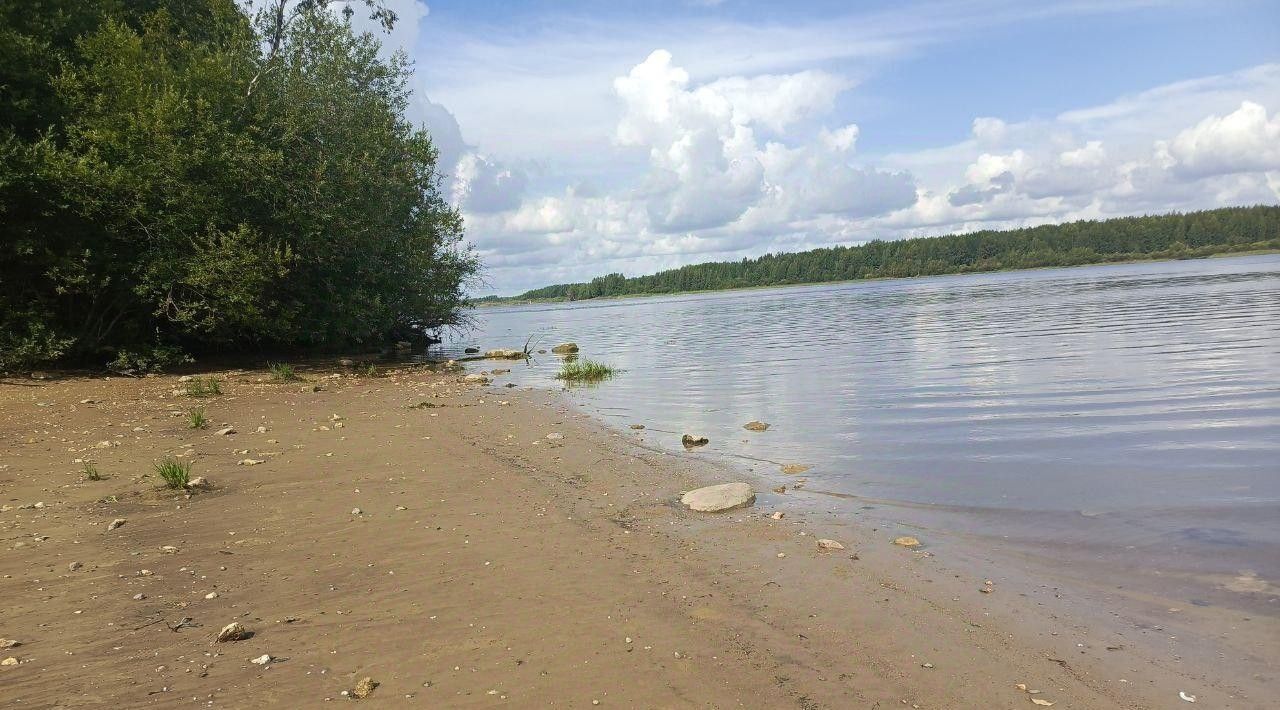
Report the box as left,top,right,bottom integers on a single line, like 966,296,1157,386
680,482,756,513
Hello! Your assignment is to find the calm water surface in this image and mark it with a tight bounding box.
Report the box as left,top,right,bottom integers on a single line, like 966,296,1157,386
450,255,1280,603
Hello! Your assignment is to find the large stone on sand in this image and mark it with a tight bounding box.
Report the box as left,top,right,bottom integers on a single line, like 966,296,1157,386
680,482,756,513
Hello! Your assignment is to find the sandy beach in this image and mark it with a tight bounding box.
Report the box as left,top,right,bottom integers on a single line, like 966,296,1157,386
0,364,1273,708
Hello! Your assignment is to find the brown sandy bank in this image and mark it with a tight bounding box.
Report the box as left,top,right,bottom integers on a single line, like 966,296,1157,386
0,366,1271,708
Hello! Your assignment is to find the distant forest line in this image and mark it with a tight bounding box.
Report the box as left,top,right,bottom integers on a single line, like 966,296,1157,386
493,206,1280,303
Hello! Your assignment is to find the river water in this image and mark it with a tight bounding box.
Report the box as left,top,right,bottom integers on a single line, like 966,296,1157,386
449,255,1280,612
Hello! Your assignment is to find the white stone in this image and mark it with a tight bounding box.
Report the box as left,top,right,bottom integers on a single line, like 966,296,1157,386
817,539,845,551
680,483,756,513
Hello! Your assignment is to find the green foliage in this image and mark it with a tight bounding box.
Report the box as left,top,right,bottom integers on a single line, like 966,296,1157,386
107,345,193,375
0,0,477,370
187,406,208,429
184,377,221,397
154,457,191,488
268,362,300,382
512,207,1280,301
555,359,617,383
82,462,104,481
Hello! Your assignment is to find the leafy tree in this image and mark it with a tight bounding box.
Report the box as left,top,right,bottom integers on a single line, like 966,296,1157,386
0,0,477,371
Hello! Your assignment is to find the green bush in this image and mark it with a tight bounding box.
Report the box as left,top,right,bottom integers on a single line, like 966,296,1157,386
268,362,301,382
154,458,191,489
555,359,618,383
185,377,222,397
82,462,104,481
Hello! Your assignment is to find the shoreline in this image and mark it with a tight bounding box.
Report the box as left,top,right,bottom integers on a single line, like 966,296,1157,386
477,248,1280,307
1,366,1273,707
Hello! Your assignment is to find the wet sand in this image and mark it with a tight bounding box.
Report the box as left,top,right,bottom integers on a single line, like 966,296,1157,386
0,365,1274,708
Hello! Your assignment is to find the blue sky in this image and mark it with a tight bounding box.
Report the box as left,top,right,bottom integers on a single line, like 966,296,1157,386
347,0,1280,293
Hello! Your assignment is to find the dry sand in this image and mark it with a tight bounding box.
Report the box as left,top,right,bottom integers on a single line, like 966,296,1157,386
0,365,1273,708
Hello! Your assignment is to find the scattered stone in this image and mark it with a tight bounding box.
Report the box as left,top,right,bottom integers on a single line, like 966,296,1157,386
205,592,219,599
921,662,934,669
770,511,785,520
551,342,580,354
490,368,510,375
0,639,20,649
1031,700,1054,707
893,536,922,548
629,424,645,430
463,374,490,384
215,426,236,436
352,677,379,699
816,539,845,551
107,518,126,531
780,464,810,475
237,459,264,466
743,421,770,432
772,486,786,494
463,347,479,354
351,508,363,515
161,545,179,554
133,593,146,600
250,654,272,665
1,657,18,667
395,505,406,511
680,482,756,513
545,433,564,441
179,375,194,382
185,477,210,490
80,398,96,404
68,561,83,572
681,434,709,448
215,622,249,643
484,349,526,360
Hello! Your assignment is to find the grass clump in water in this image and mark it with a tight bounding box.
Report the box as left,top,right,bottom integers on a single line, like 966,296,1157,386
184,377,221,397
154,457,191,489
268,362,301,382
554,359,617,383
83,462,104,481
187,407,208,429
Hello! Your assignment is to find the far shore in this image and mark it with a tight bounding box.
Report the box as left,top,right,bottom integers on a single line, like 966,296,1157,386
1,364,1274,707
478,247,1280,308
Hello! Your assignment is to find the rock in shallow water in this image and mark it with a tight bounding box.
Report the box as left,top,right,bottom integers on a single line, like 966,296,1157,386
680,483,755,512
743,421,770,432
681,434,709,448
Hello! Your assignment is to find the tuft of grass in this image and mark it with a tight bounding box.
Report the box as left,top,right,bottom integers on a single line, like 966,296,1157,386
554,359,617,383
184,377,221,398
187,406,208,429
154,457,191,489
268,362,301,382
83,462,104,481
362,364,379,377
